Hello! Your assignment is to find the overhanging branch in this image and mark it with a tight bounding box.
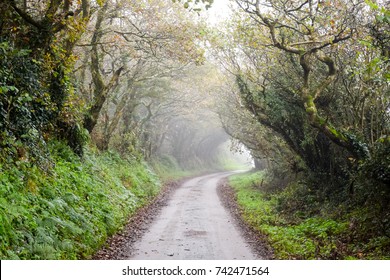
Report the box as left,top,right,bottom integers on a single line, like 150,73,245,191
8,0,43,29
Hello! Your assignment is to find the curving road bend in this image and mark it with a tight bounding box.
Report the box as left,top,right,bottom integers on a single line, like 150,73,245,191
129,172,258,260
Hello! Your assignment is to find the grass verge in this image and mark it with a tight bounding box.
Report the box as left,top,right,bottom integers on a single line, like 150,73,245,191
0,141,160,259
229,171,389,259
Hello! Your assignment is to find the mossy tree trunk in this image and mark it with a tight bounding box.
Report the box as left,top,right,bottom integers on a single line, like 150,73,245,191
243,0,368,159
83,2,124,134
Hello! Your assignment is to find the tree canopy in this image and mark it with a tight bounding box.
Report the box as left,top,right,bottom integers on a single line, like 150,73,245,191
0,0,389,259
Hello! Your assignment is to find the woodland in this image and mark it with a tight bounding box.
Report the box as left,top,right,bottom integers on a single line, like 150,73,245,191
0,0,389,259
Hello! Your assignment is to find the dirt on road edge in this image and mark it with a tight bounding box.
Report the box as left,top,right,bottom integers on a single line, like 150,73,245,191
93,175,274,260
93,180,182,260
217,179,274,259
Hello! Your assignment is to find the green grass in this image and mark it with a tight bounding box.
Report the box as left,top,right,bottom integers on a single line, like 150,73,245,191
150,155,205,182
217,155,252,171
229,171,352,259
0,141,160,259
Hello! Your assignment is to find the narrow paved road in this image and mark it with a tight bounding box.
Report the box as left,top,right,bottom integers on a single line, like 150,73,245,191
129,172,258,260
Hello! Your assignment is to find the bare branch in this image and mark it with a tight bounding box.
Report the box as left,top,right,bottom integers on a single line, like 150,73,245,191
8,0,43,29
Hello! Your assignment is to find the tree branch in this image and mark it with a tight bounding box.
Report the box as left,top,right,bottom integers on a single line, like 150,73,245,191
8,0,43,29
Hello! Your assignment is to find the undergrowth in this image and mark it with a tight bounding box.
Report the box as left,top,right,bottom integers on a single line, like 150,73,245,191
229,171,390,259
150,155,204,182
0,141,160,259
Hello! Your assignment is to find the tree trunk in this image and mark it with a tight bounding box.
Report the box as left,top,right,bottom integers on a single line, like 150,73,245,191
83,1,124,134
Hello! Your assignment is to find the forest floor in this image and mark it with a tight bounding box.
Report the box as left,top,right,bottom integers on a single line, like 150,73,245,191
94,172,270,260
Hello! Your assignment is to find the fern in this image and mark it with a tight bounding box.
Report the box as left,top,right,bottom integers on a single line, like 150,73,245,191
0,141,161,259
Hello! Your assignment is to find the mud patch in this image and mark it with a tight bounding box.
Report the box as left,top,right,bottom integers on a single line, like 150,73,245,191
184,230,207,237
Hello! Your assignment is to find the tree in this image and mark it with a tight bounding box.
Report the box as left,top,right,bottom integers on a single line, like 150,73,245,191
177,0,214,11
0,0,95,158
208,0,389,195
74,0,205,150
235,0,373,158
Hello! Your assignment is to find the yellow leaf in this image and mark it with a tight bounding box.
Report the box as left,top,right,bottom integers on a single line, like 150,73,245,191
97,0,104,7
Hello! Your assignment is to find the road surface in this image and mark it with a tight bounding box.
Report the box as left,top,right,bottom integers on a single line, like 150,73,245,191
129,172,258,260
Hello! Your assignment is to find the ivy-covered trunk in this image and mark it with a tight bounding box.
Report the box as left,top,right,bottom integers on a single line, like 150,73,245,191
0,0,92,158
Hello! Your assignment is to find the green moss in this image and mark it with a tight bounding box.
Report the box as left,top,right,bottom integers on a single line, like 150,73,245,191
304,95,317,113
328,126,348,141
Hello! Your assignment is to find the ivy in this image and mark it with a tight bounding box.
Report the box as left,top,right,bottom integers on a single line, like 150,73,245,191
0,40,56,165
